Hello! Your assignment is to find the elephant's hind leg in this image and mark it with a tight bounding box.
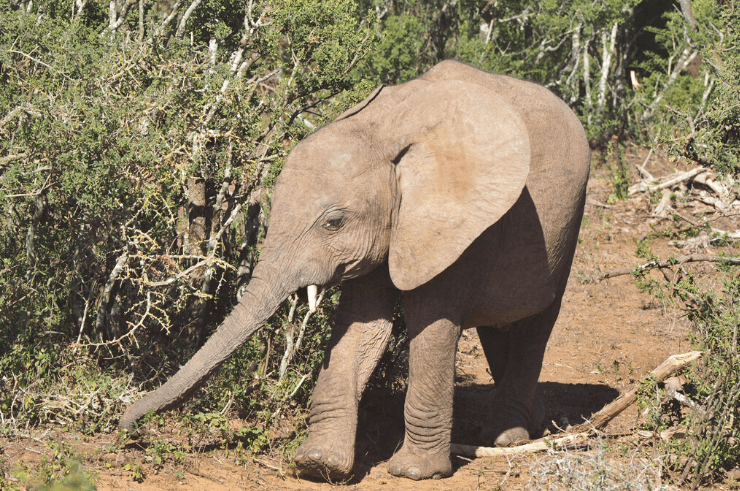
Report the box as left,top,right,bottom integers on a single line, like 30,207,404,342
477,298,562,446
294,265,397,480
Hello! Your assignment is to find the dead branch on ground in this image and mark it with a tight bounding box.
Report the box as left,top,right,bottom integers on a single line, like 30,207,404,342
628,164,738,219
451,351,702,458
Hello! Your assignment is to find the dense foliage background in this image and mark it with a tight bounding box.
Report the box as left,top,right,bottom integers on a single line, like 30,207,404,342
0,0,738,486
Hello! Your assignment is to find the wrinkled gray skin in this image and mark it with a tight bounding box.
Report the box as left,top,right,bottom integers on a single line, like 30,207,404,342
120,61,590,481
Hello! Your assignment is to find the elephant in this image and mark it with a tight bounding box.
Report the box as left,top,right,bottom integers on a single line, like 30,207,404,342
119,60,590,481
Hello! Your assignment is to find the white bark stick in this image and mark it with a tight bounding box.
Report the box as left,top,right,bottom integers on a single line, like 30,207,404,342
628,167,707,195
452,432,592,458
566,24,582,103
175,0,202,39
583,39,591,107
597,22,618,113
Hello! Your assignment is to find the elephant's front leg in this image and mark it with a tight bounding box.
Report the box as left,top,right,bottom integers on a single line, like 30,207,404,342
388,299,460,480
294,265,396,479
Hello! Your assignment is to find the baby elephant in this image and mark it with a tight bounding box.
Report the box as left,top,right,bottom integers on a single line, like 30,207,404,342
120,60,590,480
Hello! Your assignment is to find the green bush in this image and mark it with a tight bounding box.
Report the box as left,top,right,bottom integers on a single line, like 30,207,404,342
633,252,740,487
636,0,740,175
0,0,377,429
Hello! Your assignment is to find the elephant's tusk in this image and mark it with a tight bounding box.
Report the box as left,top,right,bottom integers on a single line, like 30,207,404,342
307,284,319,313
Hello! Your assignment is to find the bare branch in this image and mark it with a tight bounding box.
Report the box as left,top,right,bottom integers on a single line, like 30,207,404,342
175,0,202,39
629,166,707,194
94,246,129,334
0,153,27,167
279,290,325,381
678,0,699,29
582,351,702,430
583,38,592,108
138,0,144,42
597,22,618,113
156,1,181,36
597,255,740,281
642,47,698,120
452,431,593,458
452,351,703,459
107,0,137,32
6,50,71,80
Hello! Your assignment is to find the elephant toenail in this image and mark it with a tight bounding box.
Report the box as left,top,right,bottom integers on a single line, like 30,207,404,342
327,455,339,467
388,464,400,475
406,467,421,480
308,449,322,460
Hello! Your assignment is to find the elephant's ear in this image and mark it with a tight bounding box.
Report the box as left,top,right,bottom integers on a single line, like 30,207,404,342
388,80,531,291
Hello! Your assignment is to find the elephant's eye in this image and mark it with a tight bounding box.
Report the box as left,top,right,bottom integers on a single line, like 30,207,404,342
322,216,344,231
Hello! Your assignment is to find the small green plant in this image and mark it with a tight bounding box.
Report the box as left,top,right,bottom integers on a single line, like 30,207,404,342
123,462,144,482
35,461,96,491
605,139,630,204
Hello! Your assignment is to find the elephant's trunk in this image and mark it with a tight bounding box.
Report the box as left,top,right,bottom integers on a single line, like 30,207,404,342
119,261,289,431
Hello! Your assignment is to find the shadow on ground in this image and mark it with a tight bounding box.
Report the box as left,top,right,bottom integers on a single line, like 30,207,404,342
344,381,620,480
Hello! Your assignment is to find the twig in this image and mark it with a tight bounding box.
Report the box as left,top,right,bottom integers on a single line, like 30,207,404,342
6,50,72,81
596,255,740,281
252,457,285,476
72,294,91,352
1,105,40,128
587,198,615,209
0,153,26,167
635,148,654,180
287,374,308,400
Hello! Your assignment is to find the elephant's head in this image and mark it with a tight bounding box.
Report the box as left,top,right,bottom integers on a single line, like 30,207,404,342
119,77,531,430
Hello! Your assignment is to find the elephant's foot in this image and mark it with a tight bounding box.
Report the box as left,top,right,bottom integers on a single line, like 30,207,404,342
294,437,354,481
480,406,535,447
493,426,530,446
388,444,452,480
482,395,545,446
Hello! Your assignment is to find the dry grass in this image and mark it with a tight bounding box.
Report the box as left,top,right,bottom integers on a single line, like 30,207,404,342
527,437,675,491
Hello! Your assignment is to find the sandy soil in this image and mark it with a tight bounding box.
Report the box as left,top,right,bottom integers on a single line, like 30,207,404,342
3,145,738,490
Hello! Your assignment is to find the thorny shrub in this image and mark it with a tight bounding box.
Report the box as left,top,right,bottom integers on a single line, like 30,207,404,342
633,247,740,488
0,0,378,435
